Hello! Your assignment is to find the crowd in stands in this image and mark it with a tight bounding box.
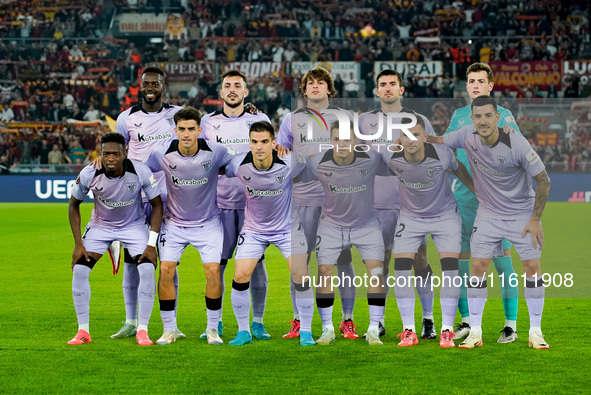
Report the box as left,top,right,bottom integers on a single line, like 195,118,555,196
0,0,590,172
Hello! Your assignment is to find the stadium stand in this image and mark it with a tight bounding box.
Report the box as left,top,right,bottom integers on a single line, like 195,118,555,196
0,0,589,172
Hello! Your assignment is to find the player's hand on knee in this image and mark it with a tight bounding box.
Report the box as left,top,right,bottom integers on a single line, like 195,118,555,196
72,243,90,270
522,219,544,249
139,246,158,268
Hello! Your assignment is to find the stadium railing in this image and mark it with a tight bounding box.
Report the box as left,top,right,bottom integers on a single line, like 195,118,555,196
9,164,84,174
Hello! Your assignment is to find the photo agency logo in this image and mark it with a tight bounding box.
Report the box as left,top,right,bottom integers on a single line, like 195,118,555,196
297,108,419,153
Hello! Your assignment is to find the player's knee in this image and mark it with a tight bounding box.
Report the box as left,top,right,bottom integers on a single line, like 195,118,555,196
521,259,540,276
159,261,176,280
318,265,334,277
234,268,252,283
204,264,220,280
75,256,97,269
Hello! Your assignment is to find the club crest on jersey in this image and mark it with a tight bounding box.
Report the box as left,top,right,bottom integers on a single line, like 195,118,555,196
202,160,212,171
275,173,286,184
358,167,368,176
246,122,254,130
126,182,137,193
427,166,437,178
497,156,507,166
165,116,175,126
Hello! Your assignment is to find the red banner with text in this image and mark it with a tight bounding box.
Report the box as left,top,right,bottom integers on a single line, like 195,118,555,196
489,62,562,91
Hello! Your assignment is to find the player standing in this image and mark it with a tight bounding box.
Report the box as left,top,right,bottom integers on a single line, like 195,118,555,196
111,67,184,340
384,117,473,347
358,68,439,339
277,67,359,340
299,122,387,346
432,95,551,349
200,70,272,340
67,133,162,346
144,107,236,345
225,121,315,346
444,63,521,342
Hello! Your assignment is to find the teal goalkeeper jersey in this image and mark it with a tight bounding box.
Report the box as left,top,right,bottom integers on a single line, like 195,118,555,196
444,104,521,205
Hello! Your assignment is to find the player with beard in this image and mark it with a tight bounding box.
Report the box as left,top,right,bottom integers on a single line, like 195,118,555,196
200,70,272,340
110,67,185,340
358,69,439,340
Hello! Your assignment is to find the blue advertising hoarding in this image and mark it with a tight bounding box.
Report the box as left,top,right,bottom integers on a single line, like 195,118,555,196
0,174,590,203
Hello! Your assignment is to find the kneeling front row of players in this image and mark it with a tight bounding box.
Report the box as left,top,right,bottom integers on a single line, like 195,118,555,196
68,97,550,350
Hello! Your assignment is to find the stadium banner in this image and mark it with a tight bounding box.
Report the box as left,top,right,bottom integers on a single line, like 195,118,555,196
290,62,360,83
116,13,170,34
221,62,284,79
535,131,559,146
489,61,562,91
373,61,442,79
0,175,94,202
0,174,589,202
563,60,591,85
148,62,215,82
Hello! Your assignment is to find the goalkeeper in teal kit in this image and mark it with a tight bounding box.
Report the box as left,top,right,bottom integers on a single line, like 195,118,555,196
444,62,520,343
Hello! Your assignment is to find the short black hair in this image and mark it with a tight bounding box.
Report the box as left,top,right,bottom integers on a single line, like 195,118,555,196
376,69,403,86
471,95,498,113
174,106,202,125
101,132,126,149
141,66,165,78
221,69,247,87
249,121,275,138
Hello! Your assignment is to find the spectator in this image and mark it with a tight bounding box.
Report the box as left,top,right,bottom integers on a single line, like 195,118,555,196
0,105,15,122
84,143,101,164
48,144,65,165
83,104,100,121
0,154,13,174
67,140,85,164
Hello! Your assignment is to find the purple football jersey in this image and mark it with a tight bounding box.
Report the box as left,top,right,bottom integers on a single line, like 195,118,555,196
146,139,236,226
226,151,294,234
116,103,180,161
72,159,160,228
443,126,546,219
358,108,437,210
384,143,458,217
116,103,180,203
299,149,387,228
278,106,353,207
201,109,271,210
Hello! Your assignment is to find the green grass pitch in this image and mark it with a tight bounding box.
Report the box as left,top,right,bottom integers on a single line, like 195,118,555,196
0,202,589,393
